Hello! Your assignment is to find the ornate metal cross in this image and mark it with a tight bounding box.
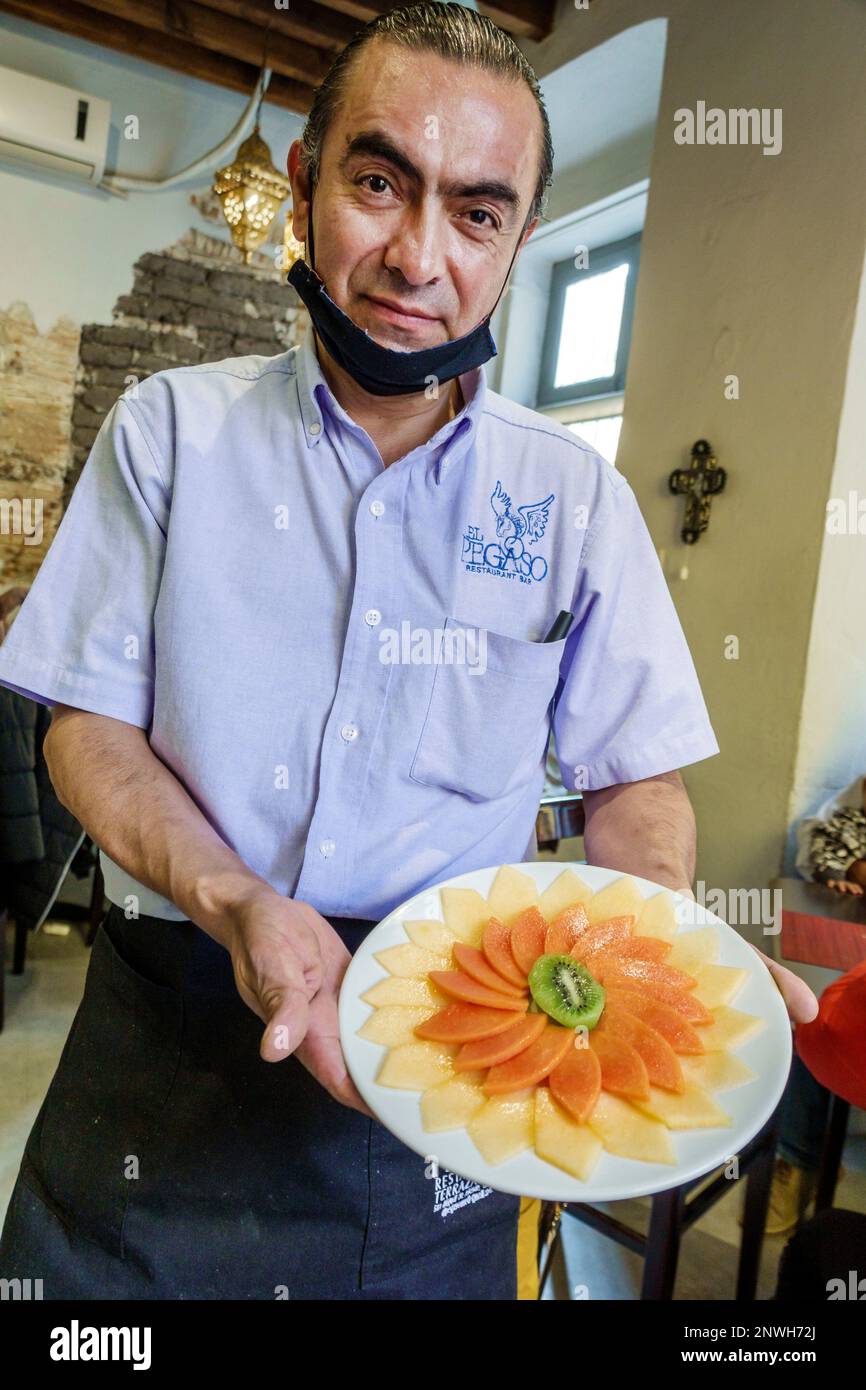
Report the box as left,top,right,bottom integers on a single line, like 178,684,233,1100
668,439,726,544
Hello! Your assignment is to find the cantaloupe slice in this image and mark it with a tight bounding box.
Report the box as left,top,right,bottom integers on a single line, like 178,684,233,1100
634,891,678,942
421,1074,487,1132
415,1001,521,1044
699,1006,767,1052
358,1004,438,1047
452,942,527,997
486,866,538,924
586,876,644,924
666,927,720,974
587,1091,677,1164
538,868,594,921
534,1087,603,1181
376,1041,457,1090
632,1081,732,1129
601,974,711,1022
362,975,445,1008
692,964,749,1009
403,919,458,954
375,943,451,978
439,887,490,946
680,1051,757,1093
602,936,671,962
467,1091,535,1164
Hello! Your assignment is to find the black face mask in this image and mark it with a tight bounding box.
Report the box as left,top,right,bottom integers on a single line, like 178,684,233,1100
286,180,528,397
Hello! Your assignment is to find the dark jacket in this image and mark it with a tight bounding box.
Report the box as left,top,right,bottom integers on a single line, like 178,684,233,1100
0,686,85,932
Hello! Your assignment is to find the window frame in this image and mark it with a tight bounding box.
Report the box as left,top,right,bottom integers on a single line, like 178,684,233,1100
536,231,642,409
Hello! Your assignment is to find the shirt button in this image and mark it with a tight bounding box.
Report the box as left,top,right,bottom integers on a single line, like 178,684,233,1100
319,838,335,858
364,609,381,626
340,723,359,742
308,421,321,436
369,500,385,517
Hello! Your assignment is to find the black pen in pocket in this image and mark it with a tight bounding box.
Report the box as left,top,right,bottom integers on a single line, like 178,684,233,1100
542,610,575,643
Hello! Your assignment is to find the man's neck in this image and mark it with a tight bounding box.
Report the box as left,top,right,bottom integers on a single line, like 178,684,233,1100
311,328,463,468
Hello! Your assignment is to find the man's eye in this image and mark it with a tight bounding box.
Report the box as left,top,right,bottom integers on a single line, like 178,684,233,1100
358,174,393,195
466,209,499,230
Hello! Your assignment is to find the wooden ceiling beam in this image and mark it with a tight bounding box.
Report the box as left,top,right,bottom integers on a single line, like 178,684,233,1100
66,0,333,85
0,0,316,112
197,0,361,54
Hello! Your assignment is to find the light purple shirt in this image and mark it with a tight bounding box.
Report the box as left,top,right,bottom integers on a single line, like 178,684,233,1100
0,321,719,921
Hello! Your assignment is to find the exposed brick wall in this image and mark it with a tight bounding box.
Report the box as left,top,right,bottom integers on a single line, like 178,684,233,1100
69,236,307,502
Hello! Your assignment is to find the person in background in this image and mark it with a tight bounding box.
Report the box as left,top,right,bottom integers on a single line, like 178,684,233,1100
796,773,866,896
773,957,866,1299
753,774,866,1233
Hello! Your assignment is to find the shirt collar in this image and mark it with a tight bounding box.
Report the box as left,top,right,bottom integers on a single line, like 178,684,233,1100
294,318,486,484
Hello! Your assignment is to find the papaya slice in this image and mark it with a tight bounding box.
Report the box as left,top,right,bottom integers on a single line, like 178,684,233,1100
482,1021,575,1095
605,986,710,1041
598,1009,685,1093
550,902,591,946
588,1030,651,1101
570,916,634,965
415,1002,523,1044
603,978,711,1034
548,1042,602,1123
544,919,573,955
428,971,528,1012
509,907,548,975
593,955,698,993
481,916,527,989
600,936,671,963
455,1013,548,1071
452,942,526,998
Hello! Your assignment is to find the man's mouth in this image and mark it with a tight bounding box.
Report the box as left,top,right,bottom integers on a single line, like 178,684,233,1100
365,295,440,329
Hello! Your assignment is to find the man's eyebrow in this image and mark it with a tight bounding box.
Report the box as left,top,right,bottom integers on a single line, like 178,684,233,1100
338,129,523,215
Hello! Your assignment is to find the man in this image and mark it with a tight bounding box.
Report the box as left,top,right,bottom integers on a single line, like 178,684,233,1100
0,3,815,1300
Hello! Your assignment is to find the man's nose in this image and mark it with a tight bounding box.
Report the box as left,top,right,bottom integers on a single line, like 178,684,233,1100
383,202,448,287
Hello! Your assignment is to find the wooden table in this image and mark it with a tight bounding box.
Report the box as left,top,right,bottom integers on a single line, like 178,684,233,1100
770,876,866,972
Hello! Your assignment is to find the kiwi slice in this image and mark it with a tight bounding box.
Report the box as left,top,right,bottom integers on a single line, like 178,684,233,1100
528,954,605,1030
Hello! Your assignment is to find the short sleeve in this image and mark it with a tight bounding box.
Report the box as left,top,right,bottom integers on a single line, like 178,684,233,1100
552,468,720,791
0,396,170,728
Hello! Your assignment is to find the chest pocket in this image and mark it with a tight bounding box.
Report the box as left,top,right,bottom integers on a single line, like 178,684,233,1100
408,614,568,803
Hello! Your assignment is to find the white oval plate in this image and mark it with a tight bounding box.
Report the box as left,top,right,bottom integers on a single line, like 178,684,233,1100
338,862,792,1202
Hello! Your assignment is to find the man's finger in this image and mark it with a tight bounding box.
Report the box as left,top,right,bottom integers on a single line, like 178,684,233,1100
750,945,819,1024
259,986,311,1062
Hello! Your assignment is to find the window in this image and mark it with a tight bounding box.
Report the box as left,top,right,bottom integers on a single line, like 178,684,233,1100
536,233,641,463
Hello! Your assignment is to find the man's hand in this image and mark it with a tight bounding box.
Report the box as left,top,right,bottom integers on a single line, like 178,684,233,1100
677,885,819,1025
226,888,374,1117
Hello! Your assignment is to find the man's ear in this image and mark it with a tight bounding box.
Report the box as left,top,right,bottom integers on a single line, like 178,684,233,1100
287,140,311,247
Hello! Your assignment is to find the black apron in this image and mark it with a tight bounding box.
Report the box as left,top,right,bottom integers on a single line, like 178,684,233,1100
0,904,520,1299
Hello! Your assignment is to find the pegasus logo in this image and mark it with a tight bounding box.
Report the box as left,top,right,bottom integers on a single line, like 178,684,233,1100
490,481,554,544
461,480,555,584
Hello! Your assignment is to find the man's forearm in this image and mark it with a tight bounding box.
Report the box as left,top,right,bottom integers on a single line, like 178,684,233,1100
44,708,272,945
580,770,696,894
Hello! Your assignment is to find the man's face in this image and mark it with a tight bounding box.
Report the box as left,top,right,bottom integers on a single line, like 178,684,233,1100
288,39,541,350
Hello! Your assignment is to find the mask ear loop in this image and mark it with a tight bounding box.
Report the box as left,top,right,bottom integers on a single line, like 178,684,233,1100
304,174,530,329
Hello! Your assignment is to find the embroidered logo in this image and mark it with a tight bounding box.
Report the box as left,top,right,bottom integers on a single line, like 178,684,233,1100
461,481,554,584
433,1170,494,1219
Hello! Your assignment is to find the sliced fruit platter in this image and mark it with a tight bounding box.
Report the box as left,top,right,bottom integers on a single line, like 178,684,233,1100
338,863,792,1202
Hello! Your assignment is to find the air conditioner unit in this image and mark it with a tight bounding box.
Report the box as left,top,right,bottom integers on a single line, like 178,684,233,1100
0,64,110,184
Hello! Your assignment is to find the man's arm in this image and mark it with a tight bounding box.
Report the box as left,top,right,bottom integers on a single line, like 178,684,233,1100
580,769,818,1024
581,770,695,895
43,704,372,1111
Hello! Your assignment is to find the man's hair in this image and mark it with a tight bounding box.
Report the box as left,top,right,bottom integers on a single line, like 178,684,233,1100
298,1,554,227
